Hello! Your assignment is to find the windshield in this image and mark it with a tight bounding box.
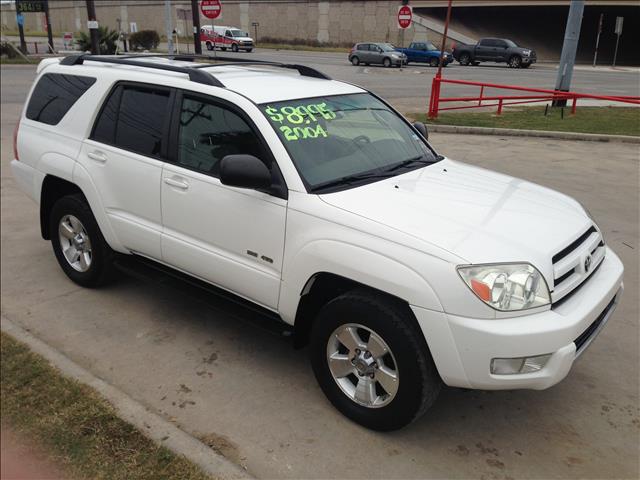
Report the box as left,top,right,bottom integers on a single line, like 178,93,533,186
379,43,396,52
230,30,248,37
504,39,518,47
426,42,437,50
261,93,439,193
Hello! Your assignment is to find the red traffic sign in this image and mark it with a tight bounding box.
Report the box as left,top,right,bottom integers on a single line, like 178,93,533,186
398,5,412,29
201,0,221,20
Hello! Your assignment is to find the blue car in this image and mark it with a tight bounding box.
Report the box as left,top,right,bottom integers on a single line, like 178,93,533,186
395,42,453,67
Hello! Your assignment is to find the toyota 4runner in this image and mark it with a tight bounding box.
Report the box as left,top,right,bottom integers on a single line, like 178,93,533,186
11,54,624,431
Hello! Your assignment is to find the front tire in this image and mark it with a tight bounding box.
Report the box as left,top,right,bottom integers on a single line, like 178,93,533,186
231,43,239,52
430,57,439,67
310,290,441,431
509,55,522,68
50,194,115,288
246,48,253,53
383,57,391,68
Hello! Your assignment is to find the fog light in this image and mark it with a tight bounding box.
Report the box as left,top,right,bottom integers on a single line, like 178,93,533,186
491,354,551,375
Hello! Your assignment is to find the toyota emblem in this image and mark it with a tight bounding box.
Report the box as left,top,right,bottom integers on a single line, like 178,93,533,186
584,254,592,273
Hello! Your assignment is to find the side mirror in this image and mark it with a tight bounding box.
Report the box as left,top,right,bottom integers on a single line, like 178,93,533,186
220,155,271,190
412,121,429,141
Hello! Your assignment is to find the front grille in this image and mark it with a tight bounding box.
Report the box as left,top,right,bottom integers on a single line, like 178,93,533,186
551,225,605,305
574,295,616,354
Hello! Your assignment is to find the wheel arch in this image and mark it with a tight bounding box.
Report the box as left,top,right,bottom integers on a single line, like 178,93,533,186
292,272,419,349
40,175,84,240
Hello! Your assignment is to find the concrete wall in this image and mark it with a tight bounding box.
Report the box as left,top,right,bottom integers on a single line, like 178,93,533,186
0,1,426,47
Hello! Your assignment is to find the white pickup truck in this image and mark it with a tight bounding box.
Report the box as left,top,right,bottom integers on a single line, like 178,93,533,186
11,54,624,431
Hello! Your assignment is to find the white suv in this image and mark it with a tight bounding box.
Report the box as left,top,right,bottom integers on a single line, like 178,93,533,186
11,54,624,431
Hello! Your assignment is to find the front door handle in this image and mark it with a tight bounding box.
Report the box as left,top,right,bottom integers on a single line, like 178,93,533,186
87,151,107,163
164,177,189,190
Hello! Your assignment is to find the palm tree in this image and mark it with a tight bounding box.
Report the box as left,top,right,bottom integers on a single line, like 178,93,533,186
75,26,119,55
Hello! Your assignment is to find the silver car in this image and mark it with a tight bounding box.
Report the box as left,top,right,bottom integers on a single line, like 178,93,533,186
349,42,407,67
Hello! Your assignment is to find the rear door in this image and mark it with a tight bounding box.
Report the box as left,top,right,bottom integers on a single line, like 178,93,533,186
358,44,373,63
79,82,174,260
475,39,494,60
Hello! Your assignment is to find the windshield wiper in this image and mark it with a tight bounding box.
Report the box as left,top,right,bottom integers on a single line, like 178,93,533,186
384,155,439,173
310,171,393,193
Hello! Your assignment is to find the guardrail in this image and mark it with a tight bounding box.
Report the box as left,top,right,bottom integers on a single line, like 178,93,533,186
427,75,640,118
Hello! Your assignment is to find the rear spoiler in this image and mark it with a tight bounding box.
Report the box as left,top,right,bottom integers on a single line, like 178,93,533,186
36,57,64,74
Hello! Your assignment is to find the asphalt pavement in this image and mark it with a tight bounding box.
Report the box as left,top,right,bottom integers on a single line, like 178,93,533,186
1,64,639,479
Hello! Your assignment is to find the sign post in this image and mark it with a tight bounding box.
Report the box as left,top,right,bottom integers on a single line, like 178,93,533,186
200,0,221,58
397,4,412,50
592,13,603,67
613,16,623,67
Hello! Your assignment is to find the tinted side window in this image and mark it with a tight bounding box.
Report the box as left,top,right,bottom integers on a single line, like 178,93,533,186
479,39,493,47
92,87,120,145
177,96,266,177
26,73,96,125
92,85,171,157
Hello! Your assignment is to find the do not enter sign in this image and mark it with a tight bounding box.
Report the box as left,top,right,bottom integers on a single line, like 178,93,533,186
201,0,221,20
398,5,412,29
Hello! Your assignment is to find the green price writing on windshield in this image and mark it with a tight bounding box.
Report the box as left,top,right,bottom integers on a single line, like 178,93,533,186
265,102,337,126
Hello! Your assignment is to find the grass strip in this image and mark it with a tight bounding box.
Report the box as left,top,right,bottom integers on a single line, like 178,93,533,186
0,332,212,480
412,106,640,137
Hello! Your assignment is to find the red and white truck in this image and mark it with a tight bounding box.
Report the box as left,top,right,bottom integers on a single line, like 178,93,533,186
200,25,254,52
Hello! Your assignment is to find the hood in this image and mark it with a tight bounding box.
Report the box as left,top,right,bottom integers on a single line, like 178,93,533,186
319,159,591,278
234,36,253,42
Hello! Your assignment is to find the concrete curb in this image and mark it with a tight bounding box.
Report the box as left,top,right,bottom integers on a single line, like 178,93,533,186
427,124,640,144
0,315,253,480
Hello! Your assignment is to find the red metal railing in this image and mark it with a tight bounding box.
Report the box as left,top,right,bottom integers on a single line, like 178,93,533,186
427,75,640,118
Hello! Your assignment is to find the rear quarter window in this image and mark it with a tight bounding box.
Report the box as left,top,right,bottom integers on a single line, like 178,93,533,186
26,73,96,125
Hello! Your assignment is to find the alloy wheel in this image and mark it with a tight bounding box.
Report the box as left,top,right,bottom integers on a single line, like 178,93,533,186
58,214,92,272
326,323,399,408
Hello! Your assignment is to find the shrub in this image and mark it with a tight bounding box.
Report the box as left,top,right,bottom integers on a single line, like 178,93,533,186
129,30,160,51
75,26,119,54
0,41,19,58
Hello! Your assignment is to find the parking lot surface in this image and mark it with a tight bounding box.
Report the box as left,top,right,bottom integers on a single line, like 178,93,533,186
1,65,639,479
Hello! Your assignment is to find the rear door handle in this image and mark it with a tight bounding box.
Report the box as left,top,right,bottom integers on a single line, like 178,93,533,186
164,177,189,190
87,151,107,163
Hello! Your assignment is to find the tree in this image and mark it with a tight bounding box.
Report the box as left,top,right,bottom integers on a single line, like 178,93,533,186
75,26,119,55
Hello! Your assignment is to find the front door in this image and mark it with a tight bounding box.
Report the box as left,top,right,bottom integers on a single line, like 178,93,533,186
160,92,287,310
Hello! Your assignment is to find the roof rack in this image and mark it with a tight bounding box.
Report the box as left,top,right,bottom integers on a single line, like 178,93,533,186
59,54,224,86
59,54,331,87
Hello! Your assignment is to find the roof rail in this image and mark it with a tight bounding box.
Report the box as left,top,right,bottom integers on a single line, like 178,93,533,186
95,53,332,80
59,54,225,87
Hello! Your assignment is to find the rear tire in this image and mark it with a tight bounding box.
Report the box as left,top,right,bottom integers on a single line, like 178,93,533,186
50,194,115,288
459,52,471,66
351,56,360,66
206,42,213,51
310,290,441,431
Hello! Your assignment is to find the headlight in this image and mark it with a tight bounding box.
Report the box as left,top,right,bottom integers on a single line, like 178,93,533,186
458,263,550,311
522,50,531,56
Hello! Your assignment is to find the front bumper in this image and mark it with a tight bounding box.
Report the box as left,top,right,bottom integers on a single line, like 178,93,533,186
523,56,536,64
412,247,624,390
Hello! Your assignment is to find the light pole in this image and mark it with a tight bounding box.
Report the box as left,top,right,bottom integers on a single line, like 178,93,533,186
85,0,100,55
191,0,202,54
553,0,584,107
165,0,175,55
